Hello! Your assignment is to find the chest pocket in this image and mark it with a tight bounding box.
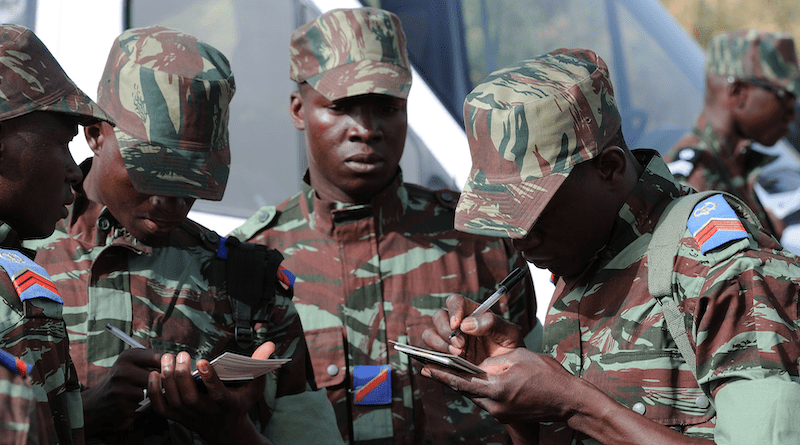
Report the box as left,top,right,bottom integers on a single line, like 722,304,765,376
305,326,346,388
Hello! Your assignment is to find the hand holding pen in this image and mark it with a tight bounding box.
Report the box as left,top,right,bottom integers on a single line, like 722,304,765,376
449,267,527,339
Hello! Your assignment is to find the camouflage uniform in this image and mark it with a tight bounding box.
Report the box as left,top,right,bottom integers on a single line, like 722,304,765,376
455,49,800,443
664,30,800,238
0,25,114,445
232,173,536,445
231,8,538,444
26,27,340,445
0,349,38,445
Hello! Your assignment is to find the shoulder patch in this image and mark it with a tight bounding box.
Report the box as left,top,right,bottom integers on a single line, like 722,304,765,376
667,147,701,178
0,249,62,303
435,189,460,209
0,349,31,376
687,194,749,253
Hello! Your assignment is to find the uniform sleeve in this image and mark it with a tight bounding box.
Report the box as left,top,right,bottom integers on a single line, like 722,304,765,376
0,366,39,445
689,251,800,439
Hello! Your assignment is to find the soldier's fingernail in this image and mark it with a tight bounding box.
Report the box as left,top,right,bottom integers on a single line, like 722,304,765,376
162,358,171,373
450,316,458,328
420,367,431,378
197,362,209,375
177,353,188,364
461,318,477,331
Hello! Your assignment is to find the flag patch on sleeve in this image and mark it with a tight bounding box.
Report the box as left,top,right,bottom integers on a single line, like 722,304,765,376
686,194,749,253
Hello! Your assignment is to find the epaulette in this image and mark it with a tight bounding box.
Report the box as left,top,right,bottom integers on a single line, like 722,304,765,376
0,349,31,376
434,189,460,210
228,206,277,241
687,194,749,253
666,147,702,178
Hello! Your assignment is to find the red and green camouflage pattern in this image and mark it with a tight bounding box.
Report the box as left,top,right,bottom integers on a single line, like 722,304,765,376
0,356,39,445
0,25,113,125
26,180,342,445
663,119,779,236
290,7,412,101
455,48,621,240
540,150,800,443
231,173,537,445
97,26,233,201
705,29,800,94
0,223,84,445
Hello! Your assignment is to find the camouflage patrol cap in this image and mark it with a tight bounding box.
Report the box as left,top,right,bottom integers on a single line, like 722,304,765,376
0,25,113,124
97,26,234,201
455,48,621,240
705,29,800,95
290,7,412,101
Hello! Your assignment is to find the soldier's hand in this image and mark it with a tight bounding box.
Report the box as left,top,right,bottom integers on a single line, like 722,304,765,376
148,342,275,445
82,348,163,433
422,293,524,365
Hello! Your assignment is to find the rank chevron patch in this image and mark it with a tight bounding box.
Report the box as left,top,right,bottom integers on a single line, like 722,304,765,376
686,194,749,254
0,248,63,303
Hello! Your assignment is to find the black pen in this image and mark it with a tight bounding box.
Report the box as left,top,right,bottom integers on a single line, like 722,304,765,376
449,267,527,339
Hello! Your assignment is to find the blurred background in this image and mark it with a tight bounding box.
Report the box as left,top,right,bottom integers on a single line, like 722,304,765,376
4,0,800,321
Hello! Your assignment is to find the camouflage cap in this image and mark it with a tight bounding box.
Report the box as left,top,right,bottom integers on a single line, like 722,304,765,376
455,48,621,240
705,29,800,95
97,26,234,201
0,25,113,124
290,7,412,101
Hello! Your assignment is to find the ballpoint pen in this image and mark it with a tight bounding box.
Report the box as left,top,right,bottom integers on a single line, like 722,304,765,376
448,267,527,339
106,323,146,349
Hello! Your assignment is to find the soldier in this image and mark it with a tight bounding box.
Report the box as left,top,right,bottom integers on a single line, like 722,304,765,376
421,48,800,444
0,25,115,445
231,7,537,445
663,30,800,239
27,26,340,444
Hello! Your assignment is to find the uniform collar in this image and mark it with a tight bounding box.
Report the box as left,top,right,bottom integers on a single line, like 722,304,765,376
598,149,688,266
0,221,33,258
299,169,406,236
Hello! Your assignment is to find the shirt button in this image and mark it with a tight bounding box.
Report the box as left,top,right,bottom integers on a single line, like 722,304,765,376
258,213,269,222
326,364,339,376
98,218,111,231
632,402,646,415
695,395,710,409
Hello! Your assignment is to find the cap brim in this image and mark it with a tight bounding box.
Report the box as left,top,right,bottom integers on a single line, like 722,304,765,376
307,60,411,102
454,169,571,240
114,127,229,201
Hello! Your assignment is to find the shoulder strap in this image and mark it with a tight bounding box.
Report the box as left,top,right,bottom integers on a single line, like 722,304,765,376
647,190,761,414
217,235,285,351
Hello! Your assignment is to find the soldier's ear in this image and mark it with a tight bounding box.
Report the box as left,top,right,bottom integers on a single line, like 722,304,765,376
289,90,305,131
83,122,105,156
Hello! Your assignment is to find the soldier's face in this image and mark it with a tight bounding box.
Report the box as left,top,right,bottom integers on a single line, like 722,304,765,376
85,122,195,245
0,111,82,239
735,81,796,146
512,159,616,280
291,83,407,203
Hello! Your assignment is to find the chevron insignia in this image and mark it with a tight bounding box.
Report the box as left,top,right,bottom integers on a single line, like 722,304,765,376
0,248,63,303
686,194,749,253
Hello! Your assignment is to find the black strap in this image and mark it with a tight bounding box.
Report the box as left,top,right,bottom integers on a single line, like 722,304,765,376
224,236,284,351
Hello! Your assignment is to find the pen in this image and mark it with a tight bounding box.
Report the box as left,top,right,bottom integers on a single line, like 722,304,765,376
448,267,527,339
106,323,146,349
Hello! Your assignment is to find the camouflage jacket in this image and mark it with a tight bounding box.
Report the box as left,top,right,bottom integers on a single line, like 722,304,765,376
0,223,83,445
541,150,800,443
0,351,38,445
232,170,537,445
27,161,341,445
663,121,778,236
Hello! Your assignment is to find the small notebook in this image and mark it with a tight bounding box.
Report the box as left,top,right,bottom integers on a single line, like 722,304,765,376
136,352,290,412
390,340,483,375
